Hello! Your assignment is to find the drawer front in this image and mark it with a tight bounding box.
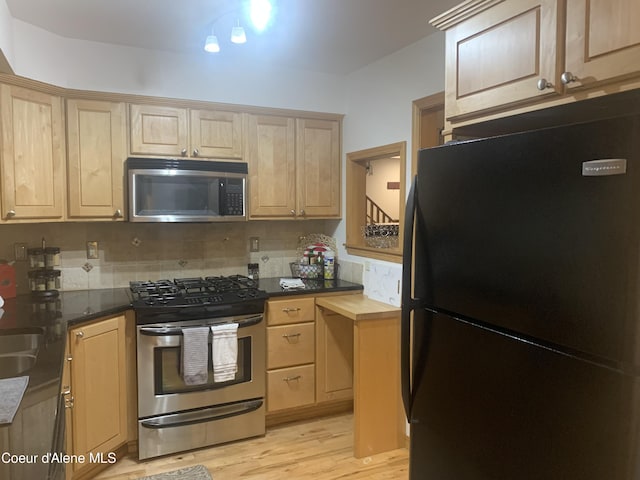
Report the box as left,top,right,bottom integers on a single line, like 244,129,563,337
267,323,315,369
267,297,315,326
267,364,315,412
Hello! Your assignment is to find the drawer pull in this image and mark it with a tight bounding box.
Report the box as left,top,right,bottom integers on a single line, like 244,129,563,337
281,307,301,313
283,375,302,382
282,333,301,341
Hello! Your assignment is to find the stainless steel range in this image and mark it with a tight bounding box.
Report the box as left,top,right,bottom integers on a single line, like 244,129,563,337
129,275,268,460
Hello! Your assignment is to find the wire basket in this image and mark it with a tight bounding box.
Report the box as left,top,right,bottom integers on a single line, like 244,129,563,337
296,234,337,259
362,223,399,249
290,262,323,279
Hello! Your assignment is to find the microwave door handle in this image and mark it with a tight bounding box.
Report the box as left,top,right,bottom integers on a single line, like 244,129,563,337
219,178,227,216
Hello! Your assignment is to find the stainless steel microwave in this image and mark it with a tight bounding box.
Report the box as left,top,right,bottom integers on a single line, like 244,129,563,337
126,158,247,222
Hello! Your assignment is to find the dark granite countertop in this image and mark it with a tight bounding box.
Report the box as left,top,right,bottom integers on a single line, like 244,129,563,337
0,289,131,480
256,277,363,297
0,279,362,479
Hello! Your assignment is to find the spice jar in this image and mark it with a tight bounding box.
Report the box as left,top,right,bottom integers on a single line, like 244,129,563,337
45,247,61,268
28,270,47,291
28,248,45,269
45,270,61,290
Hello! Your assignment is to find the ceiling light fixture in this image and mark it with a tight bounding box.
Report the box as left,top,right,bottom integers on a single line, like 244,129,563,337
230,19,247,44
249,0,273,32
204,1,274,53
203,29,220,53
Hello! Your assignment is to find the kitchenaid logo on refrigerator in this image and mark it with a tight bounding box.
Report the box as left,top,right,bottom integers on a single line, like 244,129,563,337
582,159,627,176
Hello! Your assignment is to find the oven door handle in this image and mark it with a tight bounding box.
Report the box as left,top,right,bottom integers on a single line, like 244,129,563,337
139,314,263,336
139,398,263,429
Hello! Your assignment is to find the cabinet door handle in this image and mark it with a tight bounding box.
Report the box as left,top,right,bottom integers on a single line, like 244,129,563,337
299,209,306,216
64,396,74,409
536,78,554,90
290,209,296,216
282,332,301,341
6,210,16,218
192,148,199,157
281,307,301,313
560,71,578,85
75,331,84,339
181,148,188,156
283,375,301,382
114,209,123,218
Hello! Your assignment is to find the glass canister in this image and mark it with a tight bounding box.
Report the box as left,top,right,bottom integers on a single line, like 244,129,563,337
45,270,61,290
28,248,46,269
28,269,61,295
44,247,61,268
28,270,47,291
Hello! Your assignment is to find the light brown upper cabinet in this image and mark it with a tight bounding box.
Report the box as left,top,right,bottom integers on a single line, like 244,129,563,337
0,84,65,222
129,104,243,159
246,114,341,220
564,0,640,91
66,99,127,220
296,118,341,219
431,0,640,135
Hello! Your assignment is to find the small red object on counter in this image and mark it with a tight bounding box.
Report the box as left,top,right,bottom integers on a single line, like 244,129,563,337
0,261,17,298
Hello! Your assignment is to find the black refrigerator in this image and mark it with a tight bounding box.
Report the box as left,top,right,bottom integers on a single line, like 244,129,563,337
401,111,640,480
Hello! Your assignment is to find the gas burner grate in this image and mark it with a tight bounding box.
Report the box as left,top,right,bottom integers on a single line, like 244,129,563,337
130,280,181,297
129,274,268,310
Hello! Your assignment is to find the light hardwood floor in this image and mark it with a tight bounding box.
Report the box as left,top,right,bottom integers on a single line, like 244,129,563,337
94,413,409,480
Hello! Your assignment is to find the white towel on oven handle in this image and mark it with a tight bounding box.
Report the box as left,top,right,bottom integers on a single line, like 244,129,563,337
181,326,210,386
211,323,239,382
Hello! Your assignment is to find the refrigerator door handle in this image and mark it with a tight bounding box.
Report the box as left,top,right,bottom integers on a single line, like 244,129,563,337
401,175,418,420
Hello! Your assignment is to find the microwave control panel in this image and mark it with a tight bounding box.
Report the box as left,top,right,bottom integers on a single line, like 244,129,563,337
222,178,245,216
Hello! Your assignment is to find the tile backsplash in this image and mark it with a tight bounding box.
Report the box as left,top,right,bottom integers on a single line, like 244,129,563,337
1,220,362,294
364,261,402,307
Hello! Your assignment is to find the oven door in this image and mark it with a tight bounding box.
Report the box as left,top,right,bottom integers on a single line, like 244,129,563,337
137,313,265,418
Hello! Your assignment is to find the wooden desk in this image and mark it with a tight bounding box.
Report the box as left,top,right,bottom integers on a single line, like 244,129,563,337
315,294,403,458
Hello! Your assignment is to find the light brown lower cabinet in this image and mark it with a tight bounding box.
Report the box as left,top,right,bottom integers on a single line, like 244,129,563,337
315,306,353,403
64,312,135,479
267,364,316,411
266,296,317,413
265,294,355,423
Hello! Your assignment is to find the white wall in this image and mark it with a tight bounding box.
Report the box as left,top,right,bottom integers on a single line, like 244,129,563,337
5,11,447,303
338,33,446,305
10,19,346,113
366,157,401,221
0,0,14,70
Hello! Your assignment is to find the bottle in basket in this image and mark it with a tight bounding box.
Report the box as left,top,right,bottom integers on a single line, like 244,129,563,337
323,251,335,280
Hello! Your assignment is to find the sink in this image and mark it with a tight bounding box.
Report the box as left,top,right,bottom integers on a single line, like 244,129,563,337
0,354,37,378
0,333,43,355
